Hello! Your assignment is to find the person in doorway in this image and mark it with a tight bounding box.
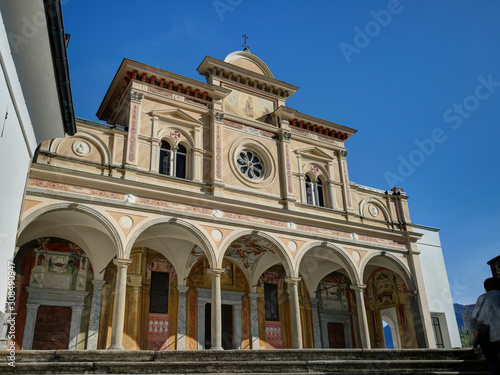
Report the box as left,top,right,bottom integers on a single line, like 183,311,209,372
471,277,500,375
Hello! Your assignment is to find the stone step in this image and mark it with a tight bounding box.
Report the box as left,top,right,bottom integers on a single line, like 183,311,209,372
6,348,483,362
0,349,490,374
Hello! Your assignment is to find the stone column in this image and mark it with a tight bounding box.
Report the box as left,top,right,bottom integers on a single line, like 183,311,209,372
87,280,106,350
248,292,260,349
233,304,243,350
176,285,189,350
69,305,85,349
197,300,206,350
22,303,39,349
108,258,132,350
285,277,303,349
351,284,371,349
210,268,225,350
310,298,322,348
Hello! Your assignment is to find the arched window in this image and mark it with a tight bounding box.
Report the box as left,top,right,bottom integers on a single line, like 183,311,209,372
305,174,327,207
176,144,187,179
159,140,188,179
159,141,172,175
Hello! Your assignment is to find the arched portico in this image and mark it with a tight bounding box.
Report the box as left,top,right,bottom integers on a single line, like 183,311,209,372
15,204,122,351
12,237,96,351
296,242,366,349
361,253,424,349
18,203,123,269
218,231,298,349
101,217,216,350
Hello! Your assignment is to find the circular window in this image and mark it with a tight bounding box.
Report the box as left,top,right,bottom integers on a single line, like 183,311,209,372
229,138,276,189
236,150,264,180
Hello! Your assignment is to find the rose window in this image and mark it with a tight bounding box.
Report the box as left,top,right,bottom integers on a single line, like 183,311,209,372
237,150,264,180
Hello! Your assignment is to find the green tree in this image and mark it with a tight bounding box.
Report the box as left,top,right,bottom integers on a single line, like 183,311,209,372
460,326,475,348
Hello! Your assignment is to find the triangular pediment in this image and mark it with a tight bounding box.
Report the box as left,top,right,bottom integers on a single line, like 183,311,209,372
151,109,203,127
294,147,334,161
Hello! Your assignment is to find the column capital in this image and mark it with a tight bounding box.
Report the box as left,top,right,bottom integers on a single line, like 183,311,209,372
26,303,40,311
209,268,226,276
248,292,260,300
129,91,144,103
284,277,302,285
350,284,367,292
113,258,132,268
92,279,106,288
71,305,85,313
127,274,143,288
177,285,189,293
309,298,319,305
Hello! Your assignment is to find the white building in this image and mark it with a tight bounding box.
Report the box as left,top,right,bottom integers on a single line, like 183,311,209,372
0,0,75,331
416,224,461,348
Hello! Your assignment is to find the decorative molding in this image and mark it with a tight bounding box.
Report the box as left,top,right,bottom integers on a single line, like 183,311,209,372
27,178,407,249
290,127,343,146
223,119,276,139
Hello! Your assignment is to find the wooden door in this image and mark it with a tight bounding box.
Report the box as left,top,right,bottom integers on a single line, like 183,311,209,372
327,322,346,348
32,305,71,350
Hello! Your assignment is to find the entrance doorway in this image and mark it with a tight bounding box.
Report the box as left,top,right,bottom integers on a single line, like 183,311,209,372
327,322,346,348
380,307,401,348
204,304,234,350
32,305,72,350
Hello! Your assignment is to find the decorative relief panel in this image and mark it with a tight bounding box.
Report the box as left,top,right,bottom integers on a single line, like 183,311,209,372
72,140,91,157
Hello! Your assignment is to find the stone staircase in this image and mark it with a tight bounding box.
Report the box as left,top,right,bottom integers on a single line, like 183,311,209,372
0,348,489,374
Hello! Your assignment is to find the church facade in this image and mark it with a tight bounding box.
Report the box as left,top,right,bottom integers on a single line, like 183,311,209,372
10,50,460,351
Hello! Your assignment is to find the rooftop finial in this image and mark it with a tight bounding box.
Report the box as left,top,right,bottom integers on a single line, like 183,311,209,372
242,33,250,51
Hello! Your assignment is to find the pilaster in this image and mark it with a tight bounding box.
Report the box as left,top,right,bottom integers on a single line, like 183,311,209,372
210,112,225,196
309,298,322,348
248,292,260,349
233,304,243,349
87,280,106,350
279,130,296,209
69,305,85,349
338,150,354,213
21,303,39,350
176,285,189,350
125,91,144,166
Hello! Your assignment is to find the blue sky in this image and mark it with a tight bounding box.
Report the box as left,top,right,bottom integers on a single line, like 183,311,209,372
62,0,500,304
